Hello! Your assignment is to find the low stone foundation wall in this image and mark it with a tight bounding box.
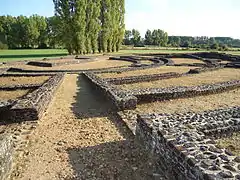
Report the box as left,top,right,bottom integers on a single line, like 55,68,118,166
27,57,95,67
136,106,240,180
27,61,53,67
188,66,224,74
0,84,40,90
129,80,240,103
84,71,240,111
0,134,13,180
105,72,182,85
83,72,137,110
0,73,65,122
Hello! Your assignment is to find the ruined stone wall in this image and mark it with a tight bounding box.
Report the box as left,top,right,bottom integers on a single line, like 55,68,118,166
1,73,65,122
136,107,240,180
83,72,138,110
187,66,224,74
129,80,240,103
0,134,13,180
105,72,181,85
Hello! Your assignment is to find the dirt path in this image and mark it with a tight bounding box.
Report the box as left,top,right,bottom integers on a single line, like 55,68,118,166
12,74,156,180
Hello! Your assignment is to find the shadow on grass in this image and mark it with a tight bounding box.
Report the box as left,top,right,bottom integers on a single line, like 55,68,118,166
0,53,68,60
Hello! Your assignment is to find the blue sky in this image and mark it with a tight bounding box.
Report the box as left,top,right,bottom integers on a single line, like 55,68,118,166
1,0,240,38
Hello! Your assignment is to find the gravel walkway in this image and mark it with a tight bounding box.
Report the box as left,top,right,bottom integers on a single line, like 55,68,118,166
13,74,157,180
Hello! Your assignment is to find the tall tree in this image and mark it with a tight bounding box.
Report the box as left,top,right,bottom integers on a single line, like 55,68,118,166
74,0,87,54
145,29,153,45
131,29,141,46
116,0,125,51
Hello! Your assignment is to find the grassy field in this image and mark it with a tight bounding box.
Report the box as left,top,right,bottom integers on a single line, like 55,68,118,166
0,49,68,62
0,48,240,62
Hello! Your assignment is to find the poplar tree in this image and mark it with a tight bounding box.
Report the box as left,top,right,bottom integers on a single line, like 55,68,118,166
116,0,125,51
90,0,101,53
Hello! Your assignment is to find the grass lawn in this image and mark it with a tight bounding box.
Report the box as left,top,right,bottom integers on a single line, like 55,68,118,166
0,48,240,62
0,49,68,62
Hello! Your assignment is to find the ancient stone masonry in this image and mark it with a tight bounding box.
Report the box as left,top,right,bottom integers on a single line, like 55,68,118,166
0,73,51,77
0,134,13,180
128,80,240,103
136,106,240,180
0,73,65,122
0,84,41,91
188,66,224,74
27,57,97,67
83,72,138,110
105,72,182,85
83,71,240,111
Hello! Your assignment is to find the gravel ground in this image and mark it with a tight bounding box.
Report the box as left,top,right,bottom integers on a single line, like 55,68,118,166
13,74,157,180
98,66,194,78
136,88,240,114
118,68,240,89
0,76,50,86
218,133,240,156
170,58,204,64
0,90,31,100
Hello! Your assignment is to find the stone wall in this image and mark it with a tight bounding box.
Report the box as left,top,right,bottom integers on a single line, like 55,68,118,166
128,80,240,103
0,134,13,180
188,66,224,74
26,57,96,67
105,72,182,85
27,61,53,67
1,73,65,122
83,72,240,111
0,84,40,91
83,72,138,110
136,106,240,180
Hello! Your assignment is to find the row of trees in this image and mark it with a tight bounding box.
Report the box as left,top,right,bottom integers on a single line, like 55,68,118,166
124,29,168,47
0,0,125,54
0,15,57,49
53,0,125,54
123,29,240,49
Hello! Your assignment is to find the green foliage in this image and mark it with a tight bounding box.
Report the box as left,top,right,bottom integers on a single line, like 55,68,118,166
210,43,219,50
145,30,153,45
53,0,124,54
0,42,8,49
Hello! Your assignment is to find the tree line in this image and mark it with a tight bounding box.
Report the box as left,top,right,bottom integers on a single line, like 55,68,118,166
0,0,125,54
124,29,240,50
53,0,125,54
0,15,55,49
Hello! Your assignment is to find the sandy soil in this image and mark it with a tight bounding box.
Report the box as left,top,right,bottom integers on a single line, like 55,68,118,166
140,60,154,64
170,58,204,64
0,76,50,86
218,133,240,156
13,74,156,180
14,57,132,71
98,66,194,78
118,68,240,89
0,90,31,100
136,88,240,114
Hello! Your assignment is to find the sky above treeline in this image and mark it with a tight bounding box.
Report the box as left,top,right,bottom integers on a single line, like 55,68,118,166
0,0,240,38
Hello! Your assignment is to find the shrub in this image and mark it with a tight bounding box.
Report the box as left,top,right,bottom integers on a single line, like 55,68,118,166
0,42,8,49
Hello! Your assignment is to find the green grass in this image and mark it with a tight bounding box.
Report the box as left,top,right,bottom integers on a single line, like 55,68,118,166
0,48,239,62
0,49,68,62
